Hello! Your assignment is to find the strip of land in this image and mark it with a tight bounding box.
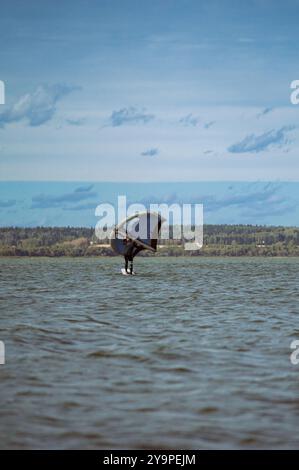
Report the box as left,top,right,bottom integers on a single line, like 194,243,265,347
0,226,298,256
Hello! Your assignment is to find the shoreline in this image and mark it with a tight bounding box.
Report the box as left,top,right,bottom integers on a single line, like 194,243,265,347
0,253,298,258
1,225,298,257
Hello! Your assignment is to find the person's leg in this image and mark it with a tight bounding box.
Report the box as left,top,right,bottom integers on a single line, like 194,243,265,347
129,259,133,274
125,256,128,272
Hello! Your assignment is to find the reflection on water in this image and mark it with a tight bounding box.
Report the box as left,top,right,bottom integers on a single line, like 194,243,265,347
0,257,299,449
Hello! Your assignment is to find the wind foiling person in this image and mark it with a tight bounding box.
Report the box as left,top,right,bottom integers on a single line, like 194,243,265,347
123,237,141,274
110,211,164,275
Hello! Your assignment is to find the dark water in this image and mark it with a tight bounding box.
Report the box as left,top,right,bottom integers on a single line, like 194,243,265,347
0,257,299,449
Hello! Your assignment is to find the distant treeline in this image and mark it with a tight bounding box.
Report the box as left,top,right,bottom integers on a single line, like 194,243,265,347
0,225,298,256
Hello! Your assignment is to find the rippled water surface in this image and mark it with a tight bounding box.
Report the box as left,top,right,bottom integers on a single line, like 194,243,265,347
1,257,299,449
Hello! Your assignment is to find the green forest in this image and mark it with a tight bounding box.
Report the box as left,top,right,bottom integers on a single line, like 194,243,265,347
0,225,298,256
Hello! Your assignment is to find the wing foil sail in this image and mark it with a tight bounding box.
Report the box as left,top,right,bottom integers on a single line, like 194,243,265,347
110,211,164,257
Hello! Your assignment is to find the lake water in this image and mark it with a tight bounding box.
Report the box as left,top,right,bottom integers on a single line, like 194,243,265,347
0,257,299,449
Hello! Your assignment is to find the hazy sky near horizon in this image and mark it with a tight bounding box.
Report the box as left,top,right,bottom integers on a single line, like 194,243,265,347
0,0,299,181
1,181,298,227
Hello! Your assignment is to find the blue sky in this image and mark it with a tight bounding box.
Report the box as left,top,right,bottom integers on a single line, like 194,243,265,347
0,0,298,225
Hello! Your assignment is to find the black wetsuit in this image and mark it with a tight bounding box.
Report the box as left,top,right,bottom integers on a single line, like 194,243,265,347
123,239,139,274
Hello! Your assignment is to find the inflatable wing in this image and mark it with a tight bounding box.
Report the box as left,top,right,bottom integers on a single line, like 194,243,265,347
110,211,164,257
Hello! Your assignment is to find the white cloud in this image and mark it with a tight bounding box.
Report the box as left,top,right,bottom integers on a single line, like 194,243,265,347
228,126,294,153
0,84,80,127
108,106,155,127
